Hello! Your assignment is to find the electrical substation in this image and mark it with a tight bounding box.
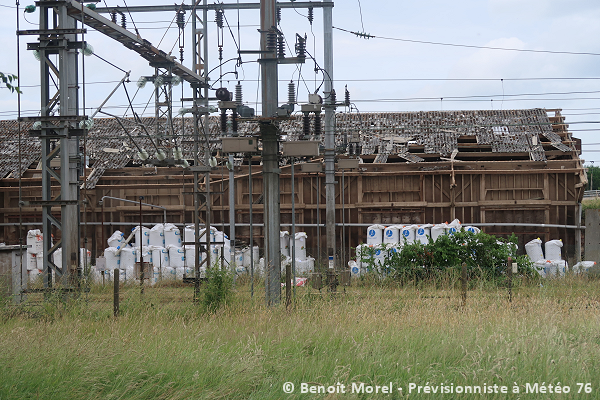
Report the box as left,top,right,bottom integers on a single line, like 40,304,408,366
0,0,588,304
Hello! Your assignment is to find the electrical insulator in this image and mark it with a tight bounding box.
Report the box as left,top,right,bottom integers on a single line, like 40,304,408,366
288,81,296,105
235,82,243,105
220,109,227,133
314,113,322,137
176,10,185,30
110,11,117,24
329,89,336,105
231,109,238,133
295,34,306,59
215,10,223,28
121,13,126,29
345,86,350,107
218,45,223,61
277,7,281,23
277,35,285,58
266,30,277,52
302,113,310,139
179,47,184,63
308,7,314,25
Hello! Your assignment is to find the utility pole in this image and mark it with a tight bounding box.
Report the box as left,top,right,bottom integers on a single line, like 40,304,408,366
260,0,281,305
323,0,336,272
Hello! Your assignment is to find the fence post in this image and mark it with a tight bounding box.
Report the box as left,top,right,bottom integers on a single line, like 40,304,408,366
113,268,119,317
507,257,512,302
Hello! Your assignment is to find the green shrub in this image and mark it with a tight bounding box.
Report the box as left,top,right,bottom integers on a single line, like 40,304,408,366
202,266,234,313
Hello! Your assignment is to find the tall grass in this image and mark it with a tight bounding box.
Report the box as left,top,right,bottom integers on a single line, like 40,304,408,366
0,278,598,399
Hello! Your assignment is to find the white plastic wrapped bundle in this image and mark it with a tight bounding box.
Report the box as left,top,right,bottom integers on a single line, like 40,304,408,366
175,267,185,280
447,219,461,235
431,224,447,241
464,226,480,234
294,232,308,260
150,246,169,269
168,245,185,268
134,246,151,263
415,224,433,245
164,224,181,247
543,259,567,278
355,244,370,271
149,224,165,247
104,247,121,270
373,245,387,272
387,244,401,259
533,260,547,277
54,248,62,270
525,239,544,263
296,257,315,275
162,266,176,281
107,230,124,248
27,252,38,271
366,224,385,245
133,226,150,247
26,229,43,254
545,239,563,261
349,260,361,276
234,250,244,267
199,227,217,243
243,246,260,268
183,225,195,244
572,261,596,274
401,225,417,244
28,269,41,283
122,266,136,282
280,231,290,257
183,245,197,268
383,225,401,244
151,266,160,285
120,247,136,270
214,230,228,244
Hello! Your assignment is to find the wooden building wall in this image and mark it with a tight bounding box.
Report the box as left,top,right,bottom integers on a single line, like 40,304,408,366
0,157,584,266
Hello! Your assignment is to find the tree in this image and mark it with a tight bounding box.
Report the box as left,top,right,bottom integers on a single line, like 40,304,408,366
0,72,21,94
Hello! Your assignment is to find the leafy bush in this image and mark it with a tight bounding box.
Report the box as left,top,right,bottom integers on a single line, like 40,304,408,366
358,231,537,285
202,266,234,313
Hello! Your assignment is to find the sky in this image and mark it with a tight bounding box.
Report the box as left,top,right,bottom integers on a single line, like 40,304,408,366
2,0,600,164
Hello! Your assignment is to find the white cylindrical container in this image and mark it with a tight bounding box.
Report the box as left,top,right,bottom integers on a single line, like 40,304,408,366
366,224,385,245
431,224,447,241
280,231,290,257
349,260,361,276
105,247,121,270
415,224,432,245
401,225,417,244
149,224,165,247
150,246,169,269
133,226,150,247
107,230,124,248
234,250,244,267
464,226,480,234
27,252,38,271
383,225,401,244
120,247,136,271
168,245,185,268
525,238,544,263
447,219,461,235
134,246,151,263
26,229,43,254
183,225,195,244
373,245,387,273
545,239,563,261
294,232,308,260
164,224,181,248
53,248,63,270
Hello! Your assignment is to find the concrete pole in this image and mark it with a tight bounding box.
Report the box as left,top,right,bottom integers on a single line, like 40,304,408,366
323,0,336,269
260,0,281,305
229,153,235,251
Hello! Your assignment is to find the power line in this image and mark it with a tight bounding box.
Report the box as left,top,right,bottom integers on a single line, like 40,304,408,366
333,26,600,57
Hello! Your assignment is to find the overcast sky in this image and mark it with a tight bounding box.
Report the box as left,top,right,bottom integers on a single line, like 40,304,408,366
2,0,600,163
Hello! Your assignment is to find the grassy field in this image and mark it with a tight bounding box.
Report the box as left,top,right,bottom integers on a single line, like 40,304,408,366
0,277,599,399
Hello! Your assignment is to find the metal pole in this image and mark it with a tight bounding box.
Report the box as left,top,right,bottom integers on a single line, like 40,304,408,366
229,153,235,254
291,158,296,298
323,0,335,271
342,168,345,269
316,173,320,264
249,158,254,298
260,0,281,305
507,257,512,303
139,196,144,294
